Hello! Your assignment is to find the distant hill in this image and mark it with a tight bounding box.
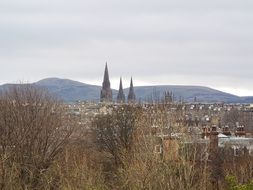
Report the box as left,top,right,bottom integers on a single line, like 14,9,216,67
0,78,103,102
239,96,253,103
127,85,247,103
0,78,252,103
35,78,117,102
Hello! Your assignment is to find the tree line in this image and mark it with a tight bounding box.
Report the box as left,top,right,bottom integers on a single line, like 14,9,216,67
0,85,252,189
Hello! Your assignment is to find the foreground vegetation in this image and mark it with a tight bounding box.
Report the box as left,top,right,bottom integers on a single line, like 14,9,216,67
0,86,252,190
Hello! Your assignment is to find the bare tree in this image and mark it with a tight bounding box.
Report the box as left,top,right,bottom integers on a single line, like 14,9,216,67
92,105,144,168
222,108,239,129
0,84,74,189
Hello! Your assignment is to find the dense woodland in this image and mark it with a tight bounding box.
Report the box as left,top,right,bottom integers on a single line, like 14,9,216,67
0,85,252,190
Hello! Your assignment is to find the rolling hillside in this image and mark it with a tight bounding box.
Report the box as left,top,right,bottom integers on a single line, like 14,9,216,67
129,85,242,103
0,78,252,103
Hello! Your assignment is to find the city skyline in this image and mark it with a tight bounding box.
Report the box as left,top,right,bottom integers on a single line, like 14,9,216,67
0,0,253,96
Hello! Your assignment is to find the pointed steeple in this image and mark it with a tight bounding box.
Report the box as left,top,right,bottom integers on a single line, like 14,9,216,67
117,77,125,103
100,63,112,102
128,77,136,103
103,62,110,89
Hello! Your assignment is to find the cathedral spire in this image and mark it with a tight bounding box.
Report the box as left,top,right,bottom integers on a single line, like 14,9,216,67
128,77,136,103
117,77,125,103
103,62,110,89
100,63,112,102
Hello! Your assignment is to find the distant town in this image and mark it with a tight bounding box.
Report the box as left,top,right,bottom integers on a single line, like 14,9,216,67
66,63,253,154
1,64,253,189
54,64,252,189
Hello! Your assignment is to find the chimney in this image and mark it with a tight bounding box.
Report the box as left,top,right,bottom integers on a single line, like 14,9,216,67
235,125,246,137
222,126,231,136
210,125,219,152
202,126,210,139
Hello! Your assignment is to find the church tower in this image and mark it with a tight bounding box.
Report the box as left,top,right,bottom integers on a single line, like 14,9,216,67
117,77,125,103
100,63,112,102
127,77,136,103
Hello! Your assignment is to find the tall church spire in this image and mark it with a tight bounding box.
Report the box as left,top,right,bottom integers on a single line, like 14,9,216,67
103,63,110,89
117,77,125,103
100,63,112,102
128,77,136,103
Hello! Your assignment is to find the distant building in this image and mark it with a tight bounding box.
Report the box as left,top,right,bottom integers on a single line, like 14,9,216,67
164,91,173,103
117,77,125,103
100,63,112,102
127,77,136,103
100,64,136,104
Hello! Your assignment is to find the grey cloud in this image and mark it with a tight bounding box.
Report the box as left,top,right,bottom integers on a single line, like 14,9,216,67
0,0,253,95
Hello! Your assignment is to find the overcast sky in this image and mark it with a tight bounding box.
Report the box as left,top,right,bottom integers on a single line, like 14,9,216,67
0,0,253,96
